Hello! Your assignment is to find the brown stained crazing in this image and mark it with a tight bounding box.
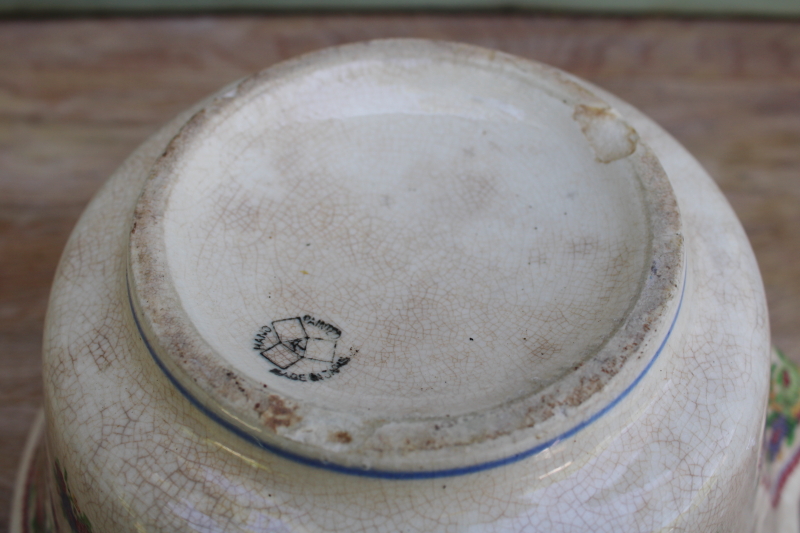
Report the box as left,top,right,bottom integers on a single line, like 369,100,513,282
259,395,302,432
87,327,114,371
125,39,684,470
363,261,680,456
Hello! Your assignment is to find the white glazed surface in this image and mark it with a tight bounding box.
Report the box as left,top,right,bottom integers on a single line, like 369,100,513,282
127,42,682,474
42,40,770,532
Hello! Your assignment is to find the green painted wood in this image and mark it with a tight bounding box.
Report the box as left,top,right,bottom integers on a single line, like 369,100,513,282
0,0,798,16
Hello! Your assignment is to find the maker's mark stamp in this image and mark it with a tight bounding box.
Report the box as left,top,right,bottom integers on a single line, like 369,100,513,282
254,315,350,382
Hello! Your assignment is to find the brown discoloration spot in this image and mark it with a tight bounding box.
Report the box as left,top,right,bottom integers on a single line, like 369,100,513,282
564,375,604,407
574,103,613,120
259,394,302,432
573,104,639,163
329,430,353,444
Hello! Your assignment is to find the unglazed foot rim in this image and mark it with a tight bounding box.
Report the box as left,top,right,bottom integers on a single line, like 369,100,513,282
128,39,685,475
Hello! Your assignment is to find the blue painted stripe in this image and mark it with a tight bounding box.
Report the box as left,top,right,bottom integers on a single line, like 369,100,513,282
127,269,685,479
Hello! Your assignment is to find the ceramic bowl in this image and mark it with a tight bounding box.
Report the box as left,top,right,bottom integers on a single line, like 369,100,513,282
8,39,797,532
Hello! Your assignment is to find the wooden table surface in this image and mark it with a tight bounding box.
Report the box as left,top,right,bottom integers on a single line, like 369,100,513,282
1,14,799,530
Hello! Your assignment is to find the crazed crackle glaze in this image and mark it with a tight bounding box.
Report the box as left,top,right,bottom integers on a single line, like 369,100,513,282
128,42,684,474
35,40,771,532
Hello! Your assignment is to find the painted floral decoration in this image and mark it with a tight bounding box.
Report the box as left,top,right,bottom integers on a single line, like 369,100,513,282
766,350,800,463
